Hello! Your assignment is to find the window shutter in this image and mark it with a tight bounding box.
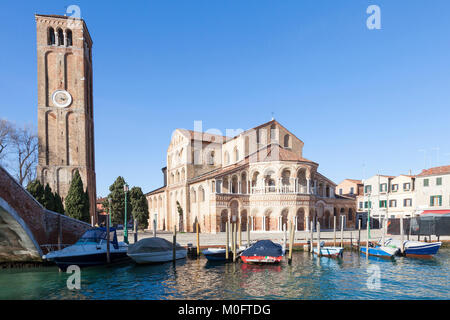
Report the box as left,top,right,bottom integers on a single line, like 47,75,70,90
430,196,434,207
439,196,442,206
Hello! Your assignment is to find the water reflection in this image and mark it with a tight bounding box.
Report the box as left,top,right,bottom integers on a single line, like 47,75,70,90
0,249,448,300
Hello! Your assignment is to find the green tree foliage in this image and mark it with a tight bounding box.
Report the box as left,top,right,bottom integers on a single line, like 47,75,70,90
129,186,149,229
26,179,65,214
26,179,45,205
65,170,90,222
53,192,65,214
43,183,55,212
104,176,131,226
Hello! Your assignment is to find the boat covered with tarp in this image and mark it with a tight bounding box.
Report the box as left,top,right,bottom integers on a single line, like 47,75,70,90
240,240,284,264
127,237,187,264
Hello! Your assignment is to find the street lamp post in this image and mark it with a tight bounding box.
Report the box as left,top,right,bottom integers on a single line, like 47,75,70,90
124,183,129,244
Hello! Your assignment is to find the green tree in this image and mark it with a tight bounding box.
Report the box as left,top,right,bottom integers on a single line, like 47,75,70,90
65,170,90,222
27,179,65,214
104,176,131,226
26,179,45,205
53,192,65,214
129,186,149,229
43,183,55,212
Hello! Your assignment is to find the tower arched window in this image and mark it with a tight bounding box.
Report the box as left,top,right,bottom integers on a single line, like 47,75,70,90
66,29,73,46
284,134,291,148
57,28,64,46
208,151,215,165
48,27,55,45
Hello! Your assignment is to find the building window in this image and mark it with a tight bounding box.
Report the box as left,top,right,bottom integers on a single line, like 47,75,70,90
66,29,73,46
389,199,397,208
365,185,372,194
284,134,290,148
379,200,387,208
350,187,354,195
57,28,64,46
359,202,363,209
48,27,55,45
430,195,442,207
392,184,398,192
424,179,429,187
380,183,387,192
403,198,412,207
364,201,372,209
436,177,442,186
403,183,411,191
339,188,343,195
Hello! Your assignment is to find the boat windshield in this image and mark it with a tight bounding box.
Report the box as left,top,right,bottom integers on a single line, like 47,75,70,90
76,229,107,245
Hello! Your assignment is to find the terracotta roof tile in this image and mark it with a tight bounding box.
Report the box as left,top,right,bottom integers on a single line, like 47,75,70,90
417,165,450,177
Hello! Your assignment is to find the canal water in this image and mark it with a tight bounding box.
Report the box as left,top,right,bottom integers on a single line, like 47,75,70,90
0,249,449,300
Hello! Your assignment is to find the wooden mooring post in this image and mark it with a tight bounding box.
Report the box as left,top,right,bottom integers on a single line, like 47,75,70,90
309,220,314,253
232,223,237,263
238,221,242,249
226,221,229,260
333,216,337,247
358,219,361,250
400,216,405,255
247,221,250,247
173,225,177,262
316,222,321,257
288,221,294,264
106,213,111,264
196,221,200,256
340,216,344,248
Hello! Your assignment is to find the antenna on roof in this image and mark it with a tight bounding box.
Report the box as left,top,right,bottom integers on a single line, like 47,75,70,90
271,112,275,121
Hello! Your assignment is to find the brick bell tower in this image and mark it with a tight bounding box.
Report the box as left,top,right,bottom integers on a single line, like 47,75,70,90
35,14,97,224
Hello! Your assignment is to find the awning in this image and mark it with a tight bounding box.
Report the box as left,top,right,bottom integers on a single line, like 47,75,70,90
420,210,450,216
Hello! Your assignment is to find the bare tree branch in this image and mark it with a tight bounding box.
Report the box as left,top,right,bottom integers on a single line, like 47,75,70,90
0,119,13,162
9,124,38,186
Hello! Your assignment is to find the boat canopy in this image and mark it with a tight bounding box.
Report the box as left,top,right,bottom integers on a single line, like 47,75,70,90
128,237,183,254
241,240,283,257
77,227,119,249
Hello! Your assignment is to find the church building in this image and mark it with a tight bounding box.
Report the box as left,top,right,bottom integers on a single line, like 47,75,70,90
146,120,356,233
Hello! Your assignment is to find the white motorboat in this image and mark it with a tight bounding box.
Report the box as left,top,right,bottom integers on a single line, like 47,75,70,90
127,237,187,264
42,227,129,270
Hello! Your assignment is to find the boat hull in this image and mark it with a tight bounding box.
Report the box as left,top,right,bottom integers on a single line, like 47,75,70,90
360,246,395,258
240,256,283,264
50,251,130,270
128,249,187,264
383,239,442,256
313,247,344,257
405,242,441,256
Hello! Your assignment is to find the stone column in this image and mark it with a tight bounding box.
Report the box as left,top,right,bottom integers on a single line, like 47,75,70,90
54,30,59,46
307,179,311,194
305,207,310,231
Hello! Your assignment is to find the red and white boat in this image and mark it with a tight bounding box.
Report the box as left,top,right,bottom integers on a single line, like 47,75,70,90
240,240,284,264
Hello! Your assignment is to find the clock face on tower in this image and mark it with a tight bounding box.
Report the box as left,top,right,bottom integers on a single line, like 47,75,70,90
52,90,72,108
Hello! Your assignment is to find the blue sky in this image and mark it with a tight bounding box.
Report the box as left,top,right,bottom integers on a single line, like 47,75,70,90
1,0,449,197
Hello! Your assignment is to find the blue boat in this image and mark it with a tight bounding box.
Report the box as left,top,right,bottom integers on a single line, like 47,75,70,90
360,245,398,258
202,247,245,262
383,239,442,256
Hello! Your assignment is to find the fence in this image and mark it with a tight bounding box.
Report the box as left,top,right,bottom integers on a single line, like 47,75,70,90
387,216,450,236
